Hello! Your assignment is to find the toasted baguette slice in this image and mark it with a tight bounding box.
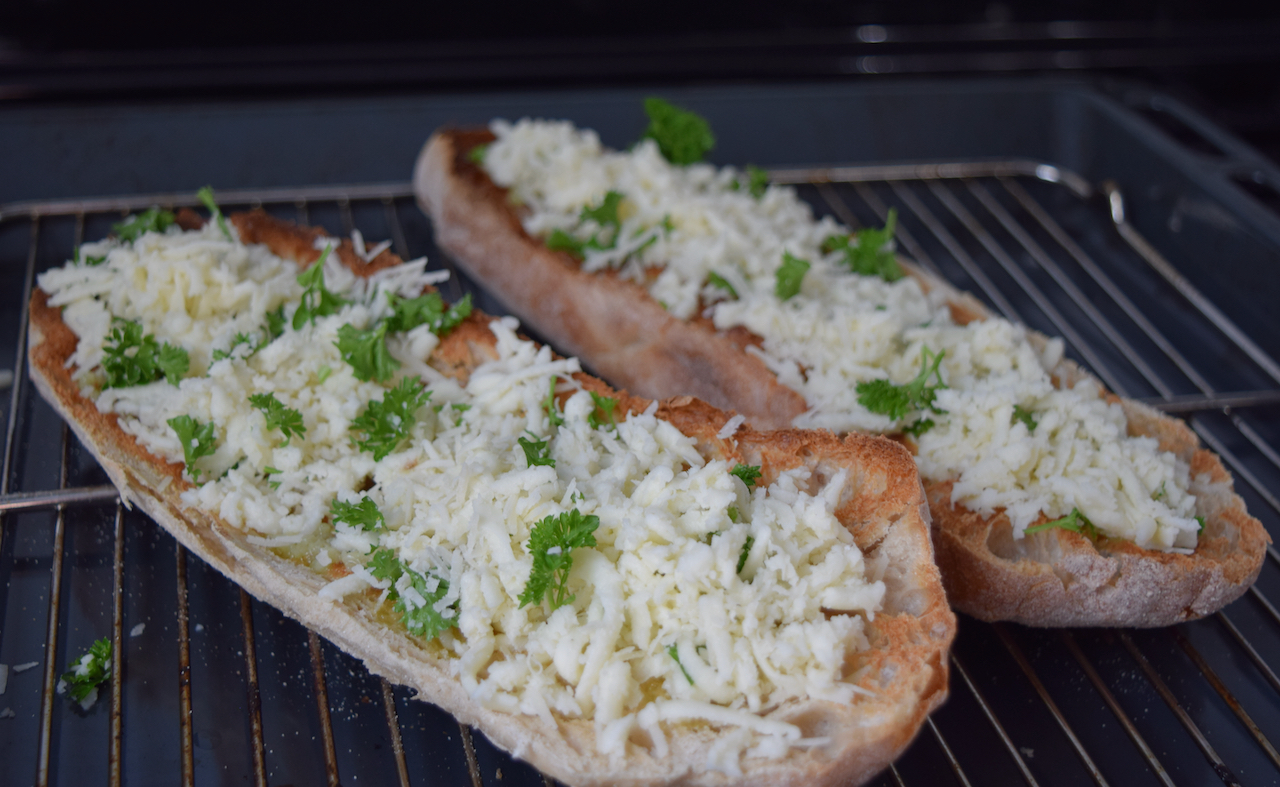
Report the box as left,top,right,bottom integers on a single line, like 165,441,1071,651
29,210,954,787
415,128,1270,628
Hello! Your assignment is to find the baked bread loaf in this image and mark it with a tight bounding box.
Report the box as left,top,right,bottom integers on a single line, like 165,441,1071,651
415,124,1269,627
30,208,954,786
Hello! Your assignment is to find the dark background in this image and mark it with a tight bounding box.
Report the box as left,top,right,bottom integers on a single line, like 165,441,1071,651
1,1,1278,165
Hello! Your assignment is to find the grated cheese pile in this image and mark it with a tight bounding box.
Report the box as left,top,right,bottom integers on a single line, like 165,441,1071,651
483,118,1201,551
39,219,888,771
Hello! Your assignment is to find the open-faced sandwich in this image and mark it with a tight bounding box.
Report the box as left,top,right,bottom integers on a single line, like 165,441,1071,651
414,100,1269,627
29,199,954,786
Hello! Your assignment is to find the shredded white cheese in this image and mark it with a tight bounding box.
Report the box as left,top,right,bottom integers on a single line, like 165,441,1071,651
40,220,888,766
483,118,1201,551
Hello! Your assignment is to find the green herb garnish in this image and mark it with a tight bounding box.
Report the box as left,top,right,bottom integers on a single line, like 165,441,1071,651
518,433,555,468
60,637,111,704
248,392,306,446
330,496,385,531
745,165,769,198
102,319,188,388
292,246,348,329
168,415,217,481
737,535,755,575
544,377,565,428
336,322,399,383
706,271,738,299
350,377,431,461
902,418,936,437
823,209,903,282
1012,404,1038,432
667,644,695,685
196,186,232,241
367,548,456,639
113,207,175,243
467,144,489,164
730,464,762,489
588,392,619,431
774,252,810,301
642,97,715,165
385,291,472,337
518,509,600,611
856,347,947,422
1025,508,1099,540
727,506,740,523
1196,515,1206,534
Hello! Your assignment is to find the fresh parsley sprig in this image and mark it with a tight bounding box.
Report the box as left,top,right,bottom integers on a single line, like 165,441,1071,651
249,392,306,446
774,252,810,301
196,186,232,241
367,548,456,639
729,165,769,198
706,271,738,299
1012,404,1038,432
737,535,755,575
336,322,399,383
351,377,431,461
467,144,489,164
385,291,473,336
76,248,106,267
730,464,762,488
1025,508,1099,540
544,377,565,428
667,644,695,685
588,392,619,431
102,319,189,389
168,415,217,481
856,347,947,423
518,432,555,468
60,637,111,704
545,191,626,259
518,509,599,611
331,496,385,531
822,209,904,282
642,97,715,165
113,207,175,243
292,246,348,330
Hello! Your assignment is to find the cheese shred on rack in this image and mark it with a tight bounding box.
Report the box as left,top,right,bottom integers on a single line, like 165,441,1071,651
482,118,1202,552
38,217,890,763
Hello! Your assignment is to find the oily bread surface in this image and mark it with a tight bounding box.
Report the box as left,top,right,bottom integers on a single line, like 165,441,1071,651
415,129,1269,627
29,210,954,786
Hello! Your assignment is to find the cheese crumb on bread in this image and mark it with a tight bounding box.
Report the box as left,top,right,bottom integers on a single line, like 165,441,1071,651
482,118,1200,551
38,220,891,766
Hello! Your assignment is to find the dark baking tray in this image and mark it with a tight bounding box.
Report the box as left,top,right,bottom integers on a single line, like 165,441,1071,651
2,77,1279,786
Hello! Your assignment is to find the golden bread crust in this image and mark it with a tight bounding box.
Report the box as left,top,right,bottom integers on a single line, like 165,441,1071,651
414,128,1269,628
29,211,954,786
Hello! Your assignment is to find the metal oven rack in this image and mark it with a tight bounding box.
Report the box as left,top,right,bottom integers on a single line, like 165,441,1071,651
1,162,1279,786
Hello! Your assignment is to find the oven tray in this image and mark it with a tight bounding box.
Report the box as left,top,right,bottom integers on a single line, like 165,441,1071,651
2,78,1280,786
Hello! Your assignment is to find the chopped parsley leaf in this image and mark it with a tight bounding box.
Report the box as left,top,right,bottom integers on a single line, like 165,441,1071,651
730,463,762,488
292,246,348,329
330,496,385,531
774,252,810,301
113,207,175,243
1025,508,1099,541
248,392,306,446
642,97,715,165
856,346,946,422
368,547,403,584
76,248,106,267
264,305,287,344
737,535,755,575
336,322,399,383
546,228,586,258
706,271,738,299
901,418,936,437
167,415,217,481
543,377,565,428
580,190,624,232
667,644,695,685
316,365,333,384
1153,481,1167,501
467,144,489,164
588,392,619,431
102,319,188,388
351,377,431,461
385,291,472,337
60,637,111,703
823,209,903,282
518,509,599,611
746,165,769,198
196,185,232,241
1012,404,1038,431
263,466,281,489
727,506,740,523
1196,515,1206,534
545,192,627,258
212,332,256,362
366,548,456,639
518,433,555,468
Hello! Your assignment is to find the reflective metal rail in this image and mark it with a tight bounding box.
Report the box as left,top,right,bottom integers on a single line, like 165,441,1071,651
1,167,1278,787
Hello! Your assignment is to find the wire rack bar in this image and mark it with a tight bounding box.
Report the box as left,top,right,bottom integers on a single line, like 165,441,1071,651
35,426,71,787
108,503,124,786
1216,612,1280,696
379,678,412,787
460,723,484,787
951,655,1040,786
176,548,195,787
1116,632,1241,787
307,630,342,786
1059,633,1176,787
926,717,975,787
1172,629,1280,770
239,590,268,787
992,625,1110,787
770,161,1093,198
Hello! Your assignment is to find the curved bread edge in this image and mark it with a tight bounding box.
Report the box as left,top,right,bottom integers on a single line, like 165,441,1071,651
414,131,1269,627
28,213,954,786
414,129,808,431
